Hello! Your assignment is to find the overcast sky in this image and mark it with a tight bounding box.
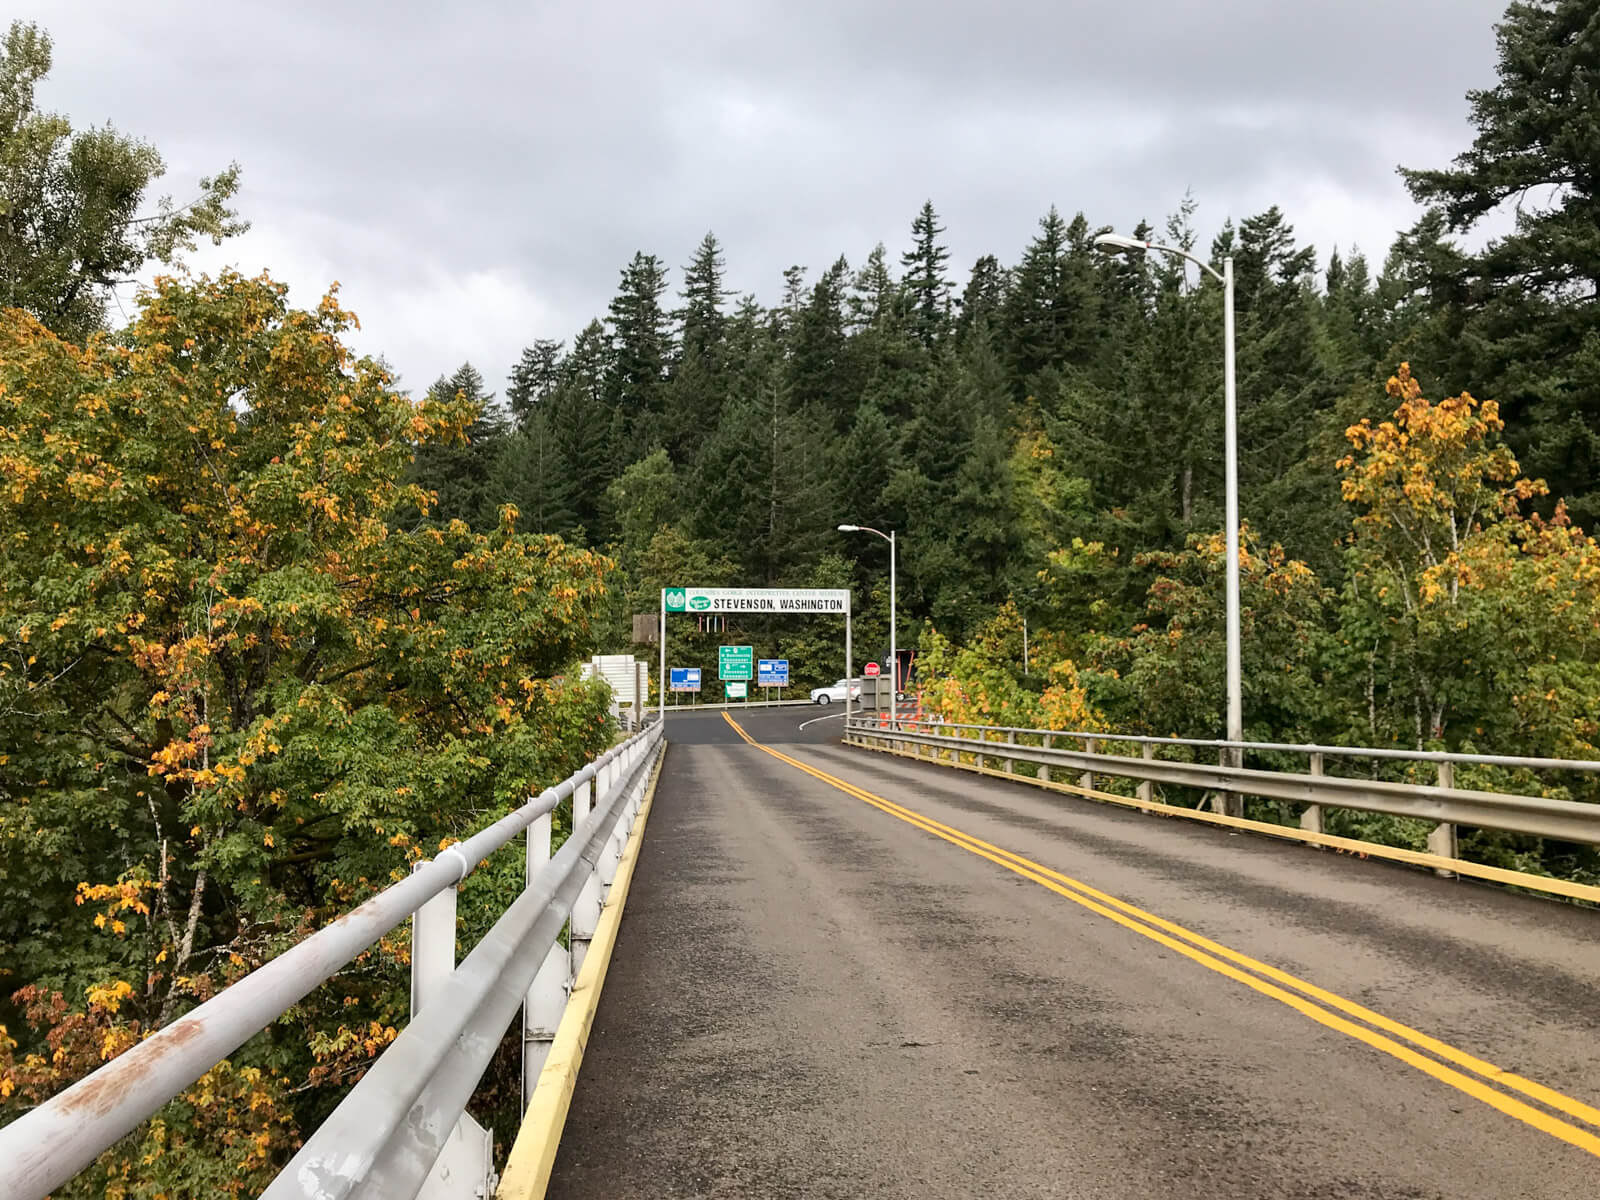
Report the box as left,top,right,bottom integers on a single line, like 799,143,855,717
33,0,1506,395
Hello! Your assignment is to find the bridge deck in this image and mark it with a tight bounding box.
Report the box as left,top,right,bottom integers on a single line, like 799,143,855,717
548,708,1599,1198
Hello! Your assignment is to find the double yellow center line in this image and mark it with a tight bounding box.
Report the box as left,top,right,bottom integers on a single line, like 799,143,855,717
722,711,1600,1159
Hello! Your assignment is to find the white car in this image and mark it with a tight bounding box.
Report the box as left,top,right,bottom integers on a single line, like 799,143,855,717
809,678,862,705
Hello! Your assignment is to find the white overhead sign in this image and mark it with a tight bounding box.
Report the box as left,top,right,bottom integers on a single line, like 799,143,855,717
662,587,850,615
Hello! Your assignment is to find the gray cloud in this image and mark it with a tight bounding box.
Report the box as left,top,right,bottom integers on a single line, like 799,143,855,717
31,0,1507,392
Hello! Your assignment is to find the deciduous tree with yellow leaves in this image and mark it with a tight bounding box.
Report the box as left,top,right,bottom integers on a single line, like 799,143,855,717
0,271,615,1191
1336,363,1600,760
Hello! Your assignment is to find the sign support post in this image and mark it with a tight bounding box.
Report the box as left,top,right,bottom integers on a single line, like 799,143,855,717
845,610,853,726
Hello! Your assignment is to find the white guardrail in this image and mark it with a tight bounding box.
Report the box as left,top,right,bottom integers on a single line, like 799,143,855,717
0,721,665,1200
843,717,1600,852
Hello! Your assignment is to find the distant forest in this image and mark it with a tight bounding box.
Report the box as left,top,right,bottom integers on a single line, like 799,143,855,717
414,0,1600,763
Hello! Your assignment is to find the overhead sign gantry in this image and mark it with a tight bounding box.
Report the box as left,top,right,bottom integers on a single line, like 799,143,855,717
658,587,853,721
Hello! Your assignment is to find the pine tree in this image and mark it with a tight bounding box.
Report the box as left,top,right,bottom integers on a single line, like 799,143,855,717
837,401,900,528
952,409,1020,599
411,363,511,529
1402,0,1600,522
956,255,1009,344
661,350,724,467
790,256,855,426
849,243,896,331
1323,247,1379,376
507,338,564,426
677,232,728,367
688,331,834,584
663,234,731,465
606,251,671,455
494,406,577,534
547,320,615,538
1224,208,1350,558
900,200,952,347
1089,218,1155,383
1002,206,1078,388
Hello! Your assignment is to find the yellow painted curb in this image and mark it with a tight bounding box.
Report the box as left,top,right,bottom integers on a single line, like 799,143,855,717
844,734,1600,906
496,744,667,1200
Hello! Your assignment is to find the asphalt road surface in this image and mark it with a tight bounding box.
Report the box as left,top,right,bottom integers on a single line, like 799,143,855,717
548,708,1600,1198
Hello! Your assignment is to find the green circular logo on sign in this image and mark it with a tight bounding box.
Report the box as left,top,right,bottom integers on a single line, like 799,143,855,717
689,595,711,611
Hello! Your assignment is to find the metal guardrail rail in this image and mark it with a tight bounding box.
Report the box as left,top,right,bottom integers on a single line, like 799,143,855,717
0,721,665,1200
844,718,1600,847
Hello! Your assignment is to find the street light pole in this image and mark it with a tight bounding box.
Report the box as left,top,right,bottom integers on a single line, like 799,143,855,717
889,529,896,700
1221,256,1241,761
837,523,896,706
1095,233,1242,759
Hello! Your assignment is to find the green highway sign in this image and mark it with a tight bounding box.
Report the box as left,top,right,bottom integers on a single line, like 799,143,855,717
719,645,753,680
725,680,748,700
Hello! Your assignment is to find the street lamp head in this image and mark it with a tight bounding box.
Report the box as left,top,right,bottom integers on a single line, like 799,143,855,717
1094,233,1149,254
837,524,860,532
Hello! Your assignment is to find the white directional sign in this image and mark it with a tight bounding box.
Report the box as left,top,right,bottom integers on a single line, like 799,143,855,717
663,587,850,615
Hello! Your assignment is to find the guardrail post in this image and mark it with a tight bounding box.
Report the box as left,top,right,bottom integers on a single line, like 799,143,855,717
600,770,629,890
571,776,600,974
1428,762,1458,877
523,810,567,1109
409,864,457,1021
1217,747,1244,818
630,739,649,821
1005,728,1016,773
1079,736,1096,793
1138,743,1155,812
1039,734,1051,782
1301,753,1325,846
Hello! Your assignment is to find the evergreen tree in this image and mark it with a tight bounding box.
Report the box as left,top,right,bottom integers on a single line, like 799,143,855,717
1224,209,1351,560
848,243,897,331
956,254,1009,345
547,320,616,537
606,251,671,454
1003,207,1102,390
838,401,899,528
900,200,952,347
689,337,833,585
677,231,728,366
1089,218,1156,383
494,406,577,535
1323,248,1379,376
1402,0,1600,522
790,256,855,426
951,409,1020,602
661,349,724,468
662,234,731,465
506,338,564,426
410,363,510,529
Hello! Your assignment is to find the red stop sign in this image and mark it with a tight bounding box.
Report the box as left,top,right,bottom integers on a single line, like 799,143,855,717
864,662,881,677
